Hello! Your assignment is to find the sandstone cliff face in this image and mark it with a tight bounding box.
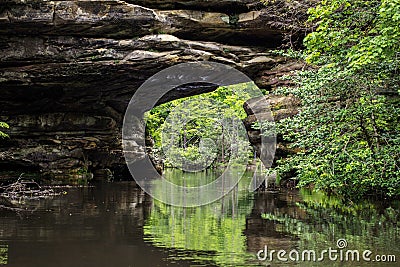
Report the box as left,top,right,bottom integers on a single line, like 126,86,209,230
0,0,305,179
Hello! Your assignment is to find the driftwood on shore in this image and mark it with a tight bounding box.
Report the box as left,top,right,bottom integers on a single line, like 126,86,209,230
0,174,65,201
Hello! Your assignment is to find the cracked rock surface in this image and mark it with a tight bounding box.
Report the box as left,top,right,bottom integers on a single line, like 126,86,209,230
0,0,306,179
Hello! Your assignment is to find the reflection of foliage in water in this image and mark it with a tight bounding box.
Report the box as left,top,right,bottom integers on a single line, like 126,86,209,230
162,165,221,187
261,189,400,266
143,171,258,266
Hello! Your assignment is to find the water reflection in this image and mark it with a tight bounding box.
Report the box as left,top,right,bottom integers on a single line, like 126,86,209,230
251,189,400,267
0,171,398,267
0,183,177,267
144,170,257,266
145,170,400,267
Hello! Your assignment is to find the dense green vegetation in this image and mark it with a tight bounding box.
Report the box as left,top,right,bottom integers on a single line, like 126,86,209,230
145,83,258,169
145,0,399,200
0,122,9,139
265,0,400,200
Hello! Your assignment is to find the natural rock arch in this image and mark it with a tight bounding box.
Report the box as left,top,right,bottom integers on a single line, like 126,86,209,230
0,0,305,179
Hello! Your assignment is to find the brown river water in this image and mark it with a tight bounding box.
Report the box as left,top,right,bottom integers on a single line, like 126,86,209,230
0,169,398,267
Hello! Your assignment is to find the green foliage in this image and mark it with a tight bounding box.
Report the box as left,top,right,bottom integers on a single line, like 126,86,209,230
0,121,9,139
145,83,256,168
265,0,400,200
306,0,400,71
